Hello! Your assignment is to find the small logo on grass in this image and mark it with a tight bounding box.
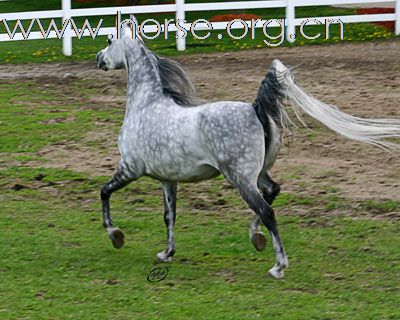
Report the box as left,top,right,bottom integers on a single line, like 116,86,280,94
147,267,169,282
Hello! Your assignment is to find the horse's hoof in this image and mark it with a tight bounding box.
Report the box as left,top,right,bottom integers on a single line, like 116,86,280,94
251,232,267,251
268,266,285,279
108,228,125,249
156,251,172,262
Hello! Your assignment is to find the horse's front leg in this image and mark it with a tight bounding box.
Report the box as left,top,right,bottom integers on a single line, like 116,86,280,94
100,165,136,248
157,181,177,262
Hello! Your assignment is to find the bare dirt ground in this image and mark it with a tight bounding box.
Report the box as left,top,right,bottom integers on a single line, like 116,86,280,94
2,39,400,208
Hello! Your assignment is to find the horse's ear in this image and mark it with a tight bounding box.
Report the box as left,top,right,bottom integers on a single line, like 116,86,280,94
130,14,138,26
121,16,139,40
123,14,138,31
123,14,143,42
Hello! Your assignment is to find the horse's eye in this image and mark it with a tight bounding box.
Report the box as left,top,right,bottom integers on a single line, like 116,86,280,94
107,38,112,46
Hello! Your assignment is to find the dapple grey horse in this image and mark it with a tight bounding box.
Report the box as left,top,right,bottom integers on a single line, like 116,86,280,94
95,22,400,278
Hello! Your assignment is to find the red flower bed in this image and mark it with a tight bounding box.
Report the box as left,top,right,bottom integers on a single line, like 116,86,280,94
209,14,260,22
75,0,113,3
356,7,395,31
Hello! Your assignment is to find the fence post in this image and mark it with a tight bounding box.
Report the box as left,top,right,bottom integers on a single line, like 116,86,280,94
62,0,72,56
285,0,295,43
396,0,400,35
176,0,186,51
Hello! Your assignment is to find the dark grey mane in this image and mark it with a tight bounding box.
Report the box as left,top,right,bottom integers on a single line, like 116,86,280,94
153,53,199,107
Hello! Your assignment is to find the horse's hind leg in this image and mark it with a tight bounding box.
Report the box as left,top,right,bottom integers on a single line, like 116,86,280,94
236,181,288,278
258,172,281,205
157,181,177,262
250,172,281,251
100,165,137,249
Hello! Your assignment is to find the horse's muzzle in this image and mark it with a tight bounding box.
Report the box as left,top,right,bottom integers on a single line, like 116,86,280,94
95,51,108,71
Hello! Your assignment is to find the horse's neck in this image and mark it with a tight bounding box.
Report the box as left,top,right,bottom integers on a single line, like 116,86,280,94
125,43,163,110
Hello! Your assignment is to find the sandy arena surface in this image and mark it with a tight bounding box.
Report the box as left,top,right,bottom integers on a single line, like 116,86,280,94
1,39,399,209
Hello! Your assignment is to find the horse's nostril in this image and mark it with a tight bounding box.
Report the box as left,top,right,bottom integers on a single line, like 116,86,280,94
95,52,102,63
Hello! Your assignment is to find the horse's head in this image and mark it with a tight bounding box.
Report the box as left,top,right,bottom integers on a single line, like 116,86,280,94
96,17,140,71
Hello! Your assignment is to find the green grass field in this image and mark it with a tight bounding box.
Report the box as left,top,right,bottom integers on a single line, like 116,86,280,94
1,67,400,319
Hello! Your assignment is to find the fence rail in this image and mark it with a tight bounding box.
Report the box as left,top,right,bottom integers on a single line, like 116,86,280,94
0,0,398,55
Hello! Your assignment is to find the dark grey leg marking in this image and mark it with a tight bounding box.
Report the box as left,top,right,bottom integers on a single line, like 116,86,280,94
157,181,177,262
258,172,281,205
249,172,281,252
100,168,133,249
239,184,288,278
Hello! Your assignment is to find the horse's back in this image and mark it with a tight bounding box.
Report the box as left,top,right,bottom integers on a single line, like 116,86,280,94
197,101,265,145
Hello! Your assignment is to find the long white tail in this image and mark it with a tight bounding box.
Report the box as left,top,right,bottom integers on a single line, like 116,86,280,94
253,59,400,151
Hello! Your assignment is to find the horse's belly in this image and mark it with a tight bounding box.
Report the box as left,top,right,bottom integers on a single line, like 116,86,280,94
145,161,219,182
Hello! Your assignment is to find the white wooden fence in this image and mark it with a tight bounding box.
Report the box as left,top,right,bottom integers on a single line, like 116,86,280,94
0,0,398,55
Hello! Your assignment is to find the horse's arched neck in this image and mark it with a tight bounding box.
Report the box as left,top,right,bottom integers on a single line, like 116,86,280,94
125,41,163,109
